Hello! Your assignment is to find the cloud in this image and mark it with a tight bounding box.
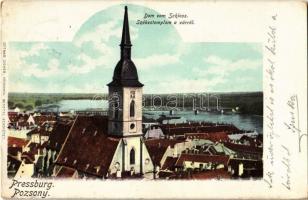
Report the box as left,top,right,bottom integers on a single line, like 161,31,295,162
43,82,106,93
67,54,98,74
249,44,262,55
20,43,48,57
135,53,180,70
75,22,120,48
205,55,229,66
145,75,226,94
9,43,48,72
23,58,62,78
194,55,262,77
75,21,138,49
66,42,115,74
68,20,138,74
8,6,262,94
183,55,262,93
9,81,40,93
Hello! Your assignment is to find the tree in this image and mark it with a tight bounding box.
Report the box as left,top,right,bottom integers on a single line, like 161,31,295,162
15,103,24,109
35,100,42,107
8,101,14,109
25,105,33,111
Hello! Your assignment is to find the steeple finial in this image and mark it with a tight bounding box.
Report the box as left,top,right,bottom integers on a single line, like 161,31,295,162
120,6,132,59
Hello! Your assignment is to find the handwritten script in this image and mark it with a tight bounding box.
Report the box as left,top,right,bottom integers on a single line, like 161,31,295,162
263,14,277,189
284,95,307,153
263,14,307,192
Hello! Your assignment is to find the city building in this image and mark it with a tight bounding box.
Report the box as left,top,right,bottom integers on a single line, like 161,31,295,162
53,6,154,179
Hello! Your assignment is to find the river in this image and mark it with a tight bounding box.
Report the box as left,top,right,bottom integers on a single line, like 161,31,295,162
39,100,263,134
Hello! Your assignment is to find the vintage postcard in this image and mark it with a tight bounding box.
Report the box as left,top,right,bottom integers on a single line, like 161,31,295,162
1,0,307,199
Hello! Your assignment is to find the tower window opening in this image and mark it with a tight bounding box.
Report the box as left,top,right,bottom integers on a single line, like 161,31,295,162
130,148,135,165
130,100,135,117
114,102,119,119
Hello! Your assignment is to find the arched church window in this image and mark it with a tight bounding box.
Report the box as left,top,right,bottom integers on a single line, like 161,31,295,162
114,102,118,119
130,148,135,165
130,100,135,117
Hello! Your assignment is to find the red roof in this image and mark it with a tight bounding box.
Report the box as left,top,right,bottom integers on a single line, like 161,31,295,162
185,132,229,142
47,121,73,152
223,142,262,154
162,156,178,170
21,152,35,164
239,135,262,147
56,166,77,178
8,147,22,157
160,122,216,129
161,123,241,135
34,115,56,125
8,137,29,148
55,116,120,178
190,169,231,180
8,114,32,126
8,112,19,123
145,138,185,166
175,154,229,167
7,155,22,177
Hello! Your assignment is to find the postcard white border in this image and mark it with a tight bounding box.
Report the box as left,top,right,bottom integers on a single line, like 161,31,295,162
1,0,307,199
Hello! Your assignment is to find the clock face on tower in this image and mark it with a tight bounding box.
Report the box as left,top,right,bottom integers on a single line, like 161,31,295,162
129,122,136,133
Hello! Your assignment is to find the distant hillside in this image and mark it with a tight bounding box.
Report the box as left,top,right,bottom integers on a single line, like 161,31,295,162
142,92,263,115
8,92,263,115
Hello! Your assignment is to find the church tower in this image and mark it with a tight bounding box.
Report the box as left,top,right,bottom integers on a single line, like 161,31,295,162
106,6,153,176
107,6,143,137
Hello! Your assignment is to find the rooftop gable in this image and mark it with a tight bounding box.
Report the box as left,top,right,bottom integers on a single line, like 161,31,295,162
56,116,120,177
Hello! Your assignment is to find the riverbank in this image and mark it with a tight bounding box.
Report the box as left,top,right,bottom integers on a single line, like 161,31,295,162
8,91,263,115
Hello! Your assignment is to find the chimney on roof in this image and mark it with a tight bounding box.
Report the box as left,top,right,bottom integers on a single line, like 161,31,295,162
34,154,39,162
17,151,22,160
96,166,101,174
85,164,90,170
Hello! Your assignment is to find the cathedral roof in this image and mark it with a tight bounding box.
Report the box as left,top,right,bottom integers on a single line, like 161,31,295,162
55,166,77,178
47,121,73,152
107,6,143,88
55,116,121,178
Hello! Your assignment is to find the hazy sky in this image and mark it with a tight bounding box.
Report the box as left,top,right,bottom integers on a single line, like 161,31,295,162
8,4,262,94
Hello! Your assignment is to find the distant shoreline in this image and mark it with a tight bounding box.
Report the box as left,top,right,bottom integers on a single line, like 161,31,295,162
8,91,263,116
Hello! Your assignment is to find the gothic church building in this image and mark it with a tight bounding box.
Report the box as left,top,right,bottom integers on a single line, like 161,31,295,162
53,6,154,179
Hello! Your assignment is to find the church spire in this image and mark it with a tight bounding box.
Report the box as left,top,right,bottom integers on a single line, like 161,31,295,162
107,6,143,88
120,6,132,59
